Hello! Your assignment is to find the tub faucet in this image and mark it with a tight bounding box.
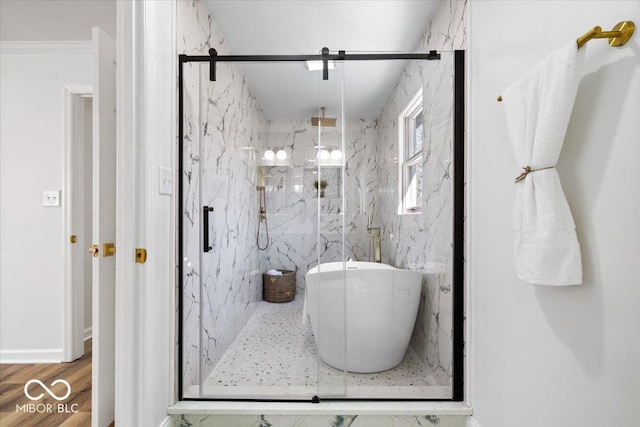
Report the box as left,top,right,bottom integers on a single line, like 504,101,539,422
367,215,382,263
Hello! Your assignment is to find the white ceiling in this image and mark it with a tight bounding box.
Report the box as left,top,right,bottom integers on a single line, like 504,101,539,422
203,1,442,119
0,1,116,41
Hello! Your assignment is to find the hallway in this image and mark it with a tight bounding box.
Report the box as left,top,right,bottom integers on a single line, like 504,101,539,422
0,340,91,426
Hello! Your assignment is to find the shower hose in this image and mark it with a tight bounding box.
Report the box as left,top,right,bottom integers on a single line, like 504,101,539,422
257,186,269,250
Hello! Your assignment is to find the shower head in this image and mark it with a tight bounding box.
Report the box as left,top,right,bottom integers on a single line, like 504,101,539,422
311,107,337,128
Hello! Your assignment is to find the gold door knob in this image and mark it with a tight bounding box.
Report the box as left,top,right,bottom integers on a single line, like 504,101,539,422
88,245,99,257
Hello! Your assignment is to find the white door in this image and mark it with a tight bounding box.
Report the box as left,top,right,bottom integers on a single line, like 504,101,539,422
63,85,93,363
91,27,117,427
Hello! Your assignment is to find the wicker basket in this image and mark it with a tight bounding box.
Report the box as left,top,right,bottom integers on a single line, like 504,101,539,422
263,270,296,303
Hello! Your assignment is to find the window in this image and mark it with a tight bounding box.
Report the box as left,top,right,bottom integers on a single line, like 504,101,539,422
399,88,423,213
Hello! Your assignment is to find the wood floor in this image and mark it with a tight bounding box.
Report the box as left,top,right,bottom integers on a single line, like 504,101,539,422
0,340,92,427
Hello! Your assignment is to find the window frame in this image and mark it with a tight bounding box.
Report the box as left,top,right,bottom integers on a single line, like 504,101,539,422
398,87,424,214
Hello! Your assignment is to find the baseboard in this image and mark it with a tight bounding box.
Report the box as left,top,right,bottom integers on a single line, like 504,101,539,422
84,326,92,341
158,416,173,427
467,416,482,427
0,348,64,364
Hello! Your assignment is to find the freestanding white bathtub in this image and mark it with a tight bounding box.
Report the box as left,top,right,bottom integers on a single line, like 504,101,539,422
305,261,423,373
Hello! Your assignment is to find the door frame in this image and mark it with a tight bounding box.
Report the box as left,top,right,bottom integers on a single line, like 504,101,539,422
115,0,176,425
63,84,93,362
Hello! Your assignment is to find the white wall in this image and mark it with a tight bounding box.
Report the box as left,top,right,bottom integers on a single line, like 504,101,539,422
0,0,116,41
468,2,640,426
0,49,92,360
114,1,176,424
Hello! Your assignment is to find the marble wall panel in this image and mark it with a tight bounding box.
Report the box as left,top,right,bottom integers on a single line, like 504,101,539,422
258,118,379,289
180,61,203,392
178,0,265,391
375,0,466,384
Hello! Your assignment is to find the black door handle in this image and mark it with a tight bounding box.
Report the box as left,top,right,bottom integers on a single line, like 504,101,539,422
203,206,214,252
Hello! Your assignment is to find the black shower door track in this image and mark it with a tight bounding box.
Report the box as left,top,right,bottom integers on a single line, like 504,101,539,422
177,48,465,403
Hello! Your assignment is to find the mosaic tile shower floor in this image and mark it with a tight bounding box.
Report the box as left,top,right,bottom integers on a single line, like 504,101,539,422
199,293,451,399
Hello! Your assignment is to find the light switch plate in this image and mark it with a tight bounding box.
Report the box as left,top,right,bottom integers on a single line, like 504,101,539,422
158,166,172,195
43,190,61,207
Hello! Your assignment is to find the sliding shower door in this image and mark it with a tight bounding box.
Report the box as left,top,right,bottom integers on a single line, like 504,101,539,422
180,60,265,399
180,59,349,399
180,50,463,401
313,64,348,398
180,60,204,399
198,58,266,399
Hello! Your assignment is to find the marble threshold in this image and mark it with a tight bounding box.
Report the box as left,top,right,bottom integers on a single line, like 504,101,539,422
168,401,472,417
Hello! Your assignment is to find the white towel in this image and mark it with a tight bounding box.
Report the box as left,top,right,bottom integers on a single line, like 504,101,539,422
266,269,282,276
502,41,585,286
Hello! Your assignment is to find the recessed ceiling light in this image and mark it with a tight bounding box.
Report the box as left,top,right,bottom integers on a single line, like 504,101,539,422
306,60,338,71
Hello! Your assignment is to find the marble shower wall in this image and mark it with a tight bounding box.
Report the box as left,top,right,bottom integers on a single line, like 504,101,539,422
376,0,467,385
259,118,379,289
179,0,266,392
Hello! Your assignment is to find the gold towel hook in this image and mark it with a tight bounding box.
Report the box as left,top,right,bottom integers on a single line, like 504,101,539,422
498,20,635,102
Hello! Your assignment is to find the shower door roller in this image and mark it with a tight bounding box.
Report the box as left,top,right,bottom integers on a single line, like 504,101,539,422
203,206,214,252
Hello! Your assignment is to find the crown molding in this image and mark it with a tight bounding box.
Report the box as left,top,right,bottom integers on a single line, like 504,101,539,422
0,41,92,54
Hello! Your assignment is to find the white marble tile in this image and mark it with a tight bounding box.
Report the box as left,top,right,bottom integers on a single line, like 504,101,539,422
180,60,204,393
259,118,379,290
179,0,265,393
173,414,468,427
375,0,466,382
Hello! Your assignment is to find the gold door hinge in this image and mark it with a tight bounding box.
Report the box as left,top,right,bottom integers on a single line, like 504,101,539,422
103,243,116,257
88,244,99,257
135,248,147,264
70,235,77,244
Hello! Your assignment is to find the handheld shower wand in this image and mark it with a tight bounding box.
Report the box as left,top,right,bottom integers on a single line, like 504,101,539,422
256,166,269,250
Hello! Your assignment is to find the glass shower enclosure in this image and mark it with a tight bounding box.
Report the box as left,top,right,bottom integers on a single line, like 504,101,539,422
178,49,464,401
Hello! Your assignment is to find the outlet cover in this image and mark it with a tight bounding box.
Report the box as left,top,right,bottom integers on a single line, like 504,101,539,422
43,190,61,207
